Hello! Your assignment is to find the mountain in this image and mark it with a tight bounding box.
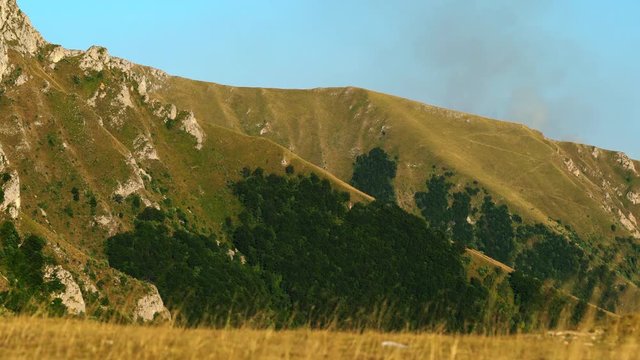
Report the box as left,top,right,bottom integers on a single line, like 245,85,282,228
0,0,638,327
156,81,640,240
0,0,371,320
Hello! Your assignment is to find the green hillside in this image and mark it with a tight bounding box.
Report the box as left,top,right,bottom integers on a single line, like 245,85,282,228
156,80,640,242
153,78,640,312
0,0,638,327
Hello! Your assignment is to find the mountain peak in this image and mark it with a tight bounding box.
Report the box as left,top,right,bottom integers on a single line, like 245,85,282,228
0,0,45,52
0,0,45,80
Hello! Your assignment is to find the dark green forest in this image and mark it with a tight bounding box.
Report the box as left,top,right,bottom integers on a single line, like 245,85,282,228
105,166,583,332
414,170,627,314
106,210,282,326
350,147,397,203
2,146,627,331
0,222,66,315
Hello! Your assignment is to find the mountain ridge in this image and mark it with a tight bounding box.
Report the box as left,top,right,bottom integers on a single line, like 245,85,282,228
151,77,640,240
0,0,638,324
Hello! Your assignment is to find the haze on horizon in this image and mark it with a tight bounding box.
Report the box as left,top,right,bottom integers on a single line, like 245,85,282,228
19,0,640,158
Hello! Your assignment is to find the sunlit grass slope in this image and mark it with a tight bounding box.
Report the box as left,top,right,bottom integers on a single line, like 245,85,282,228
1,0,638,323
0,316,637,360
0,50,373,318
157,80,640,244
155,79,640,312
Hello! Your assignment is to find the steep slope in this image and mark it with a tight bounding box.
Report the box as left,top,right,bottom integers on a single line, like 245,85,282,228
0,0,637,321
0,0,372,320
155,81,640,243
152,79,640,309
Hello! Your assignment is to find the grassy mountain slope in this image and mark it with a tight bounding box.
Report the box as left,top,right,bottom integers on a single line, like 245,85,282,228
0,0,638,321
0,0,372,320
156,81,640,243
153,80,640,311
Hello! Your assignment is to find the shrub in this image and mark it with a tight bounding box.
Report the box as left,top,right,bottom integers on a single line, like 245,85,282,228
136,207,166,223
350,147,397,203
71,187,80,202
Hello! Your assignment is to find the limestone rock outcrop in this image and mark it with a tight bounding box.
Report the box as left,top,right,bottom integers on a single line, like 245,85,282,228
44,265,86,315
0,0,45,81
134,285,170,322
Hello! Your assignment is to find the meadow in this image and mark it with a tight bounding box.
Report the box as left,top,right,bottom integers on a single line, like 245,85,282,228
0,316,637,359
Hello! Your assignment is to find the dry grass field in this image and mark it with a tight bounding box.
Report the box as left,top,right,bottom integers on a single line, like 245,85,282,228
0,316,637,360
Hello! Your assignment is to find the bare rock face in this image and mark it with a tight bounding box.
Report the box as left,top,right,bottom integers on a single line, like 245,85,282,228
133,134,159,161
48,46,68,63
78,45,167,96
0,143,8,171
0,144,20,219
87,83,107,108
628,191,640,205
0,0,45,53
13,71,29,86
0,0,45,81
80,46,134,74
616,152,637,174
134,285,171,322
79,46,111,72
113,155,149,198
181,112,205,150
152,103,178,120
0,41,8,81
0,144,19,219
47,45,81,68
564,158,581,177
93,214,118,236
44,265,86,315
618,210,640,239
116,84,134,108
79,46,134,74
1,170,20,219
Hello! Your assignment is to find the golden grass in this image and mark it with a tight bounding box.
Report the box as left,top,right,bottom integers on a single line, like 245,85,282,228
155,78,640,311
0,317,637,360
157,77,639,248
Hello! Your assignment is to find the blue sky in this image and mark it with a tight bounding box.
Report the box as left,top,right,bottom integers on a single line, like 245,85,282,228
19,0,640,158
